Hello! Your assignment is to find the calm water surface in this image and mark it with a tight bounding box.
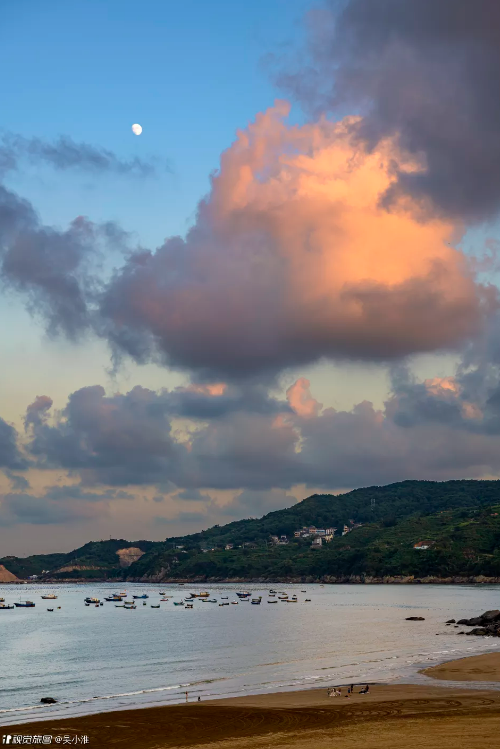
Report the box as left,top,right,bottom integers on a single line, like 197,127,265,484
1,582,500,725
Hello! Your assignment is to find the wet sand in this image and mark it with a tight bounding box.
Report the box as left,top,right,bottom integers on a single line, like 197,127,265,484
422,651,500,682
2,681,500,749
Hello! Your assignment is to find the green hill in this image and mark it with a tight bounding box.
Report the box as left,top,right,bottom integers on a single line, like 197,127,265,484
3,480,500,581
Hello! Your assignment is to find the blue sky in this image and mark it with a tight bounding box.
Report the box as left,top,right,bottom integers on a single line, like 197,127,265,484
1,0,310,246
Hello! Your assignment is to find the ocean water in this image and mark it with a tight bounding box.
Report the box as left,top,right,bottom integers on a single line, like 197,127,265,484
1,582,500,725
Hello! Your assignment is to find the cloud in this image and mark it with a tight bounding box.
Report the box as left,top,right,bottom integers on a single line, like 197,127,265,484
277,0,500,223
0,133,166,178
176,488,211,501
97,103,490,379
0,417,27,470
20,372,500,495
0,186,125,339
0,492,89,526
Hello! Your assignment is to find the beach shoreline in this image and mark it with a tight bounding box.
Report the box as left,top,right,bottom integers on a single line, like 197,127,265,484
3,653,500,748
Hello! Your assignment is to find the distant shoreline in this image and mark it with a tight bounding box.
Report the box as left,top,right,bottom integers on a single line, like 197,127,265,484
4,575,500,585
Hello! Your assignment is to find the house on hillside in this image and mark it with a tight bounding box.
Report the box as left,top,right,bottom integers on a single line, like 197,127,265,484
413,541,435,550
311,537,323,548
225,543,234,550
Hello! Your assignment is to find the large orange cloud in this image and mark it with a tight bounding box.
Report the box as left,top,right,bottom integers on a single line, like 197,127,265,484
101,102,493,377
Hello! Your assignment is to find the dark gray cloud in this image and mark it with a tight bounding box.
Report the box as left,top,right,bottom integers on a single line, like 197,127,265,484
0,418,27,470
0,133,166,178
0,492,88,526
278,0,500,222
0,186,113,338
176,488,211,502
21,372,500,495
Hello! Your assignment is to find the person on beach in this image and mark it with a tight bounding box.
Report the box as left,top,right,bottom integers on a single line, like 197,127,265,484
185,691,189,702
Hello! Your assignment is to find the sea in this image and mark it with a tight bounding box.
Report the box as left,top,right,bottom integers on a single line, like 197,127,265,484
1,582,500,725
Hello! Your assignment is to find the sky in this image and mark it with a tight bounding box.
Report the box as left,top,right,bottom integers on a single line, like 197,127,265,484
2,0,500,555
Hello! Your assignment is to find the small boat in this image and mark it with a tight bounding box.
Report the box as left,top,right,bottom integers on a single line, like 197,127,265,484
124,605,137,609
231,601,239,605
185,603,194,609
132,594,149,599
84,597,100,604
251,599,261,605
173,601,184,606
160,598,170,602
47,608,54,612
41,594,57,600
115,604,125,608
104,594,123,601
301,591,307,593
85,603,90,607
267,600,278,604
0,597,4,602
269,590,276,594
221,596,228,600
151,604,161,608
14,601,35,607
0,604,14,610
305,599,311,602
95,604,99,608
278,596,288,600
236,591,251,598
202,599,217,603
219,602,229,606
159,592,166,595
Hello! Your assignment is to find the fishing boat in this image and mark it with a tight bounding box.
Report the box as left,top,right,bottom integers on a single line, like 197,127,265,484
173,601,184,606
267,600,278,604
115,604,125,608
278,595,288,600
236,591,251,598
41,594,57,600
132,594,149,599
0,604,14,610
219,602,229,606
221,596,228,600
14,601,35,608
185,603,194,609
159,592,166,596
124,604,137,609
151,604,161,608
160,598,170,602
104,594,123,602
47,608,54,612
251,598,261,605
202,598,217,603
84,597,100,604
269,590,276,594
231,601,239,605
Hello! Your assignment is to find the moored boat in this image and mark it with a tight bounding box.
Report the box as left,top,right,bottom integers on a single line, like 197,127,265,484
151,604,161,608
14,601,35,608
0,604,14,610
41,594,58,600
236,591,251,598
132,594,149,599
84,597,100,604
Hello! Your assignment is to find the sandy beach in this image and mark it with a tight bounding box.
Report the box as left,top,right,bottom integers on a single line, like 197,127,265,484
3,654,500,749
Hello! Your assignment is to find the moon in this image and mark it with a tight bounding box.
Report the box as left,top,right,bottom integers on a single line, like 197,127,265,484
132,123,142,135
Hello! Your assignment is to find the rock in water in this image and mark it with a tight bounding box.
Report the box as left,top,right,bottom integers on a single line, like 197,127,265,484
40,697,57,704
406,616,425,621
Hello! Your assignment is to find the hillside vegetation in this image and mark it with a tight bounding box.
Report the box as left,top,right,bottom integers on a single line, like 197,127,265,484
3,480,500,581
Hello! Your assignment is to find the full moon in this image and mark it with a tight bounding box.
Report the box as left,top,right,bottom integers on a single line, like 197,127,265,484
131,123,142,135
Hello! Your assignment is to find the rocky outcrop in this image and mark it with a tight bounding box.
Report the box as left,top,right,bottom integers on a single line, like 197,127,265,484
453,610,500,636
116,547,145,568
0,564,19,582
406,616,425,621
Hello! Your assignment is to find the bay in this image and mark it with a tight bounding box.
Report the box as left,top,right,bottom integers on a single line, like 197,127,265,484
1,582,499,725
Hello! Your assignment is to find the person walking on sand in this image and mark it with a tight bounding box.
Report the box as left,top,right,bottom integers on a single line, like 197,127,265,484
185,691,189,702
